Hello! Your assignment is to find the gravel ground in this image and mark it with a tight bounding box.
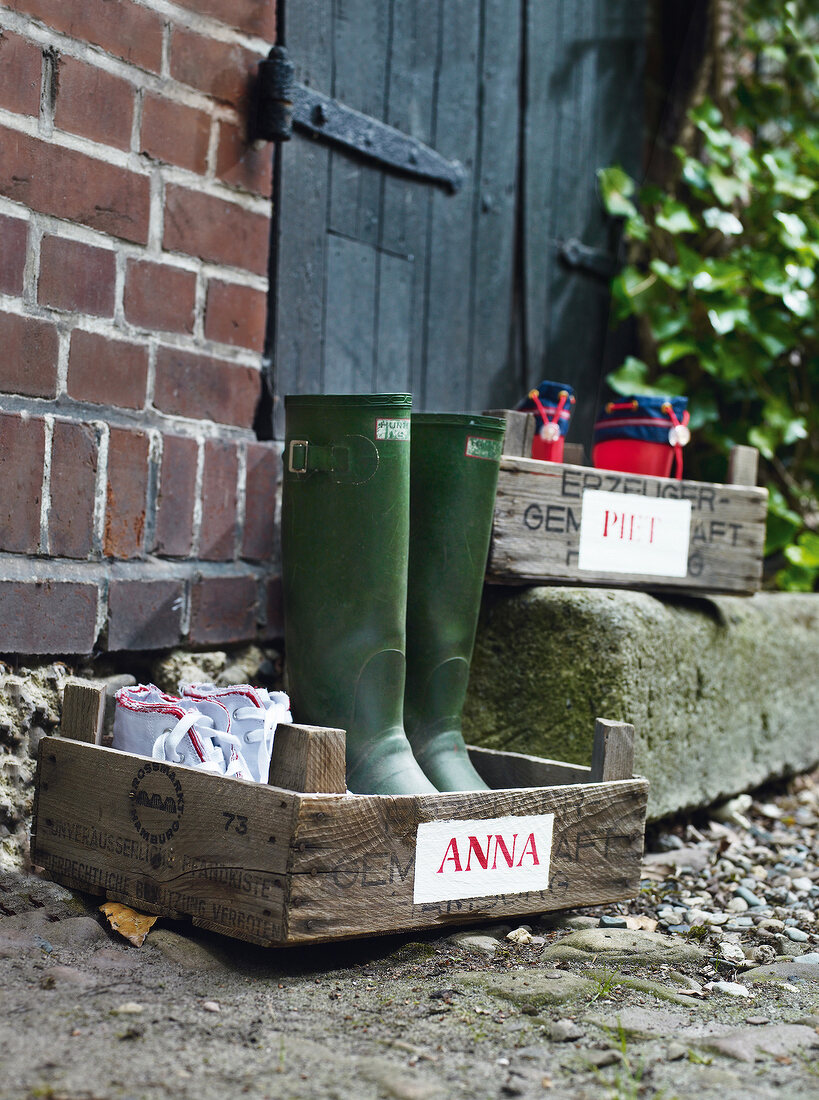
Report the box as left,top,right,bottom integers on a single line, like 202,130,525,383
0,770,817,1100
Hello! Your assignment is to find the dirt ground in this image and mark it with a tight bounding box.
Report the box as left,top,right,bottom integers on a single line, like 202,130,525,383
0,864,817,1100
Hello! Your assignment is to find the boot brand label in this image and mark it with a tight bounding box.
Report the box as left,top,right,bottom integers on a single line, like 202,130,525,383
577,489,691,577
413,813,553,903
466,436,502,461
375,418,411,441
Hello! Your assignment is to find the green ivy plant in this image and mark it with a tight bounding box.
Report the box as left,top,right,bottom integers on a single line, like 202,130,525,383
599,0,819,589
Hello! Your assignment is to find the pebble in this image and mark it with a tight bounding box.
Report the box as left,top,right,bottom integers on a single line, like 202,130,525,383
791,877,813,892
705,981,751,998
718,941,745,965
599,915,628,928
786,927,809,942
726,897,749,913
506,928,533,945
734,887,764,908
202,1001,221,1013
548,1019,584,1042
112,1002,144,1015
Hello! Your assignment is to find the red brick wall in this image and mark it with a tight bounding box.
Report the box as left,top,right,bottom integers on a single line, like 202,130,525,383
0,1,280,655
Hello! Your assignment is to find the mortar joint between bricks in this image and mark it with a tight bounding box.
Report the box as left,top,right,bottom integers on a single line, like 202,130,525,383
38,414,54,555
190,436,205,559
144,427,163,552
90,420,110,557
235,441,248,561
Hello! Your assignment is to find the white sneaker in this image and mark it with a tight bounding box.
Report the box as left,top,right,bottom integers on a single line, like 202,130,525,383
112,684,251,779
179,683,292,784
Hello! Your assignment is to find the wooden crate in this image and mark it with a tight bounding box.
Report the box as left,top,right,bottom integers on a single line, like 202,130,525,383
31,683,648,947
485,411,768,595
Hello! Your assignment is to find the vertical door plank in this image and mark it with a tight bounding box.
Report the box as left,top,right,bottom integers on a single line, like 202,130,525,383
380,0,441,399
325,235,377,392
272,0,333,432
376,251,414,393
423,0,481,411
467,0,521,412
329,0,390,249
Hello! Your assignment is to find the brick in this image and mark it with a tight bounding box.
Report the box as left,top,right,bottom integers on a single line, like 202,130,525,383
0,579,98,654
48,419,97,559
104,427,148,559
0,124,150,244
140,94,211,175
123,260,196,334
107,578,185,651
242,442,278,560
4,0,163,73
261,573,283,640
54,55,134,151
153,434,198,558
200,439,238,561
190,573,257,645
67,330,148,410
0,29,42,116
163,185,269,275
0,413,44,553
216,119,273,197
204,279,267,351
170,26,258,109
38,235,116,317
170,0,275,40
0,311,59,398
154,347,260,428
0,214,29,296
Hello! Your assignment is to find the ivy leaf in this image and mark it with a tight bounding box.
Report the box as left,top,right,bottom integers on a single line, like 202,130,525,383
650,259,688,290
702,208,744,235
706,167,747,206
656,200,698,234
707,305,751,335
658,341,698,365
783,288,812,316
598,166,637,218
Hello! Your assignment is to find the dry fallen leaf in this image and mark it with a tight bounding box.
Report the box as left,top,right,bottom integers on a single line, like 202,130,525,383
100,901,158,947
623,914,658,932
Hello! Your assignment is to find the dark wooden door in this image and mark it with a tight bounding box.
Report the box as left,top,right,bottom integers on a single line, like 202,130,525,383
268,0,645,445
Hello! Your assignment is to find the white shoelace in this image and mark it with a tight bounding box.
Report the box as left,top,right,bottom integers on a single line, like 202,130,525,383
151,711,245,777
233,690,284,759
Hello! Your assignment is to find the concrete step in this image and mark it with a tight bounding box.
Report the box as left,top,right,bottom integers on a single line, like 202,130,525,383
464,588,819,819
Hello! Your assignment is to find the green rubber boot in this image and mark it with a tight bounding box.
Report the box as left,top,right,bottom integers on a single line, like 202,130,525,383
281,394,436,795
404,413,506,791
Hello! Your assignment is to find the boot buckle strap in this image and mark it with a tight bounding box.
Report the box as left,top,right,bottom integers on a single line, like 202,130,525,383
288,439,310,473
288,439,350,474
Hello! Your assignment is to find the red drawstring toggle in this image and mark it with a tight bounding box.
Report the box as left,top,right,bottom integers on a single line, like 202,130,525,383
662,402,691,480
529,389,570,443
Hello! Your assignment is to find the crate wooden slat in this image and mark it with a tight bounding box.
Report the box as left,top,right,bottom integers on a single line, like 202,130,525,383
31,684,649,947
487,453,768,594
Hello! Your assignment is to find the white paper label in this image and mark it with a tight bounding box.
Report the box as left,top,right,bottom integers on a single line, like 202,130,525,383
577,489,692,577
413,813,554,904
375,418,411,441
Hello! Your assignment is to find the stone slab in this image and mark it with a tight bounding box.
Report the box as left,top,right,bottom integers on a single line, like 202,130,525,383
463,588,819,818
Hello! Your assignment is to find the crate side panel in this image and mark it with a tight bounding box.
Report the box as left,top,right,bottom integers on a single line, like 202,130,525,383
467,744,592,787
488,458,768,593
33,738,296,945
283,780,648,942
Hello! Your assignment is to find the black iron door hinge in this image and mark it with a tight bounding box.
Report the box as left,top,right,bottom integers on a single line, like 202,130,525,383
255,46,465,193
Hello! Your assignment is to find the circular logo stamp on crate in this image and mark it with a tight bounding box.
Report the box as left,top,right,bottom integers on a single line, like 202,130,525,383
129,762,185,846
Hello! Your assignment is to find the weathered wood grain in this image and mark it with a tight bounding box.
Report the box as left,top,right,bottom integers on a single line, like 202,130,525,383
468,744,592,788
33,726,648,948
267,724,346,794
590,719,635,783
285,778,648,942
61,679,106,743
727,445,759,487
488,456,768,594
485,409,533,459
32,738,297,945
